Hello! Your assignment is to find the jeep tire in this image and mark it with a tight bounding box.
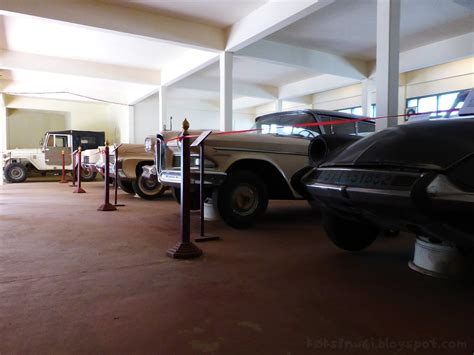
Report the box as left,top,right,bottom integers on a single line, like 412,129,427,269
80,167,97,182
132,173,166,200
4,163,28,183
322,212,379,251
118,178,134,194
214,170,268,229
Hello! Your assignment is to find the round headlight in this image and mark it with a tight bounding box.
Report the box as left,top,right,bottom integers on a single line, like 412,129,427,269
144,137,153,152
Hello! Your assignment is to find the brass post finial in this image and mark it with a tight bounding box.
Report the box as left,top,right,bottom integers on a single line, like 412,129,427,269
182,118,190,135
105,139,110,146
78,146,82,152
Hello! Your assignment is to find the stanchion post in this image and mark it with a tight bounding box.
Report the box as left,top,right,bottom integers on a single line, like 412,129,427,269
97,144,116,211
192,131,220,243
70,150,77,187
113,144,125,207
73,147,86,193
59,150,68,183
167,119,202,259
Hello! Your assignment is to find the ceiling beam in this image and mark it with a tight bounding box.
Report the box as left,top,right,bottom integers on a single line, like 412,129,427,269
161,52,219,87
0,0,224,51
174,76,278,100
279,74,359,100
226,0,334,52
399,32,474,73
0,49,161,85
238,40,369,80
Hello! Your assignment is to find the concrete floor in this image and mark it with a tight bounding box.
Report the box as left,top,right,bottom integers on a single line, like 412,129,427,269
0,181,473,354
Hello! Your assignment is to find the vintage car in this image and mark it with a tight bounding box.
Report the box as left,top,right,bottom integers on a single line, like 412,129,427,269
144,110,374,228
3,130,104,183
303,113,474,253
94,144,166,200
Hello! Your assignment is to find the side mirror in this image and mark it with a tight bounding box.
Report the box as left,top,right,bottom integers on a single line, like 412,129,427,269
39,138,44,146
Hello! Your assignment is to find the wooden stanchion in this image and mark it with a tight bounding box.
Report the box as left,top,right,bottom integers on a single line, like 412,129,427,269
167,119,202,259
113,144,125,207
59,150,68,183
73,147,86,193
98,144,116,211
70,150,77,187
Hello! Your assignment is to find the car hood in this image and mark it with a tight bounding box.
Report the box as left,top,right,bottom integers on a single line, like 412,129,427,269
164,130,309,155
321,118,474,171
5,148,43,157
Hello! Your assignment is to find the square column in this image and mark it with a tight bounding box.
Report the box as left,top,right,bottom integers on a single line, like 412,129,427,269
0,95,7,185
159,86,168,131
128,106,135,143
375,0,400,131
220,52,233,132
361,79,373,117
274,99,283,112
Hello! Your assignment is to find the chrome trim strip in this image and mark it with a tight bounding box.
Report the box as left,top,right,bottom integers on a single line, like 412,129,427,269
214,147,307,156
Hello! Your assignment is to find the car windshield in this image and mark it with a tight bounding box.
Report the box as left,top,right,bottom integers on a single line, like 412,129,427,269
253,111,374,138
253,111,320,139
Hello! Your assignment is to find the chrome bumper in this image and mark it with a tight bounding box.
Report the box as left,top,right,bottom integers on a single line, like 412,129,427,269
159,169,227,188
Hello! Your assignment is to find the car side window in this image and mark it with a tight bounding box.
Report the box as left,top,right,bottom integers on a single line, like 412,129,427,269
257,112,320,138
47,135,54,147
54,135,69,148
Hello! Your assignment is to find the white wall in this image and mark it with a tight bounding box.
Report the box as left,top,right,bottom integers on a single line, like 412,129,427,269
252,57,473,118
134,92,159,143
5,95,131,146
7,109,67,149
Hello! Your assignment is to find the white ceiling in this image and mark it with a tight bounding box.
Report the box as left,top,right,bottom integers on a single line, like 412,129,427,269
194,56,316,87
100,0,267,27
0,14,198,70
268,0,474,60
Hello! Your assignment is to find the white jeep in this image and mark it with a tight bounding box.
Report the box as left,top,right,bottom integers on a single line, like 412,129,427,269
3,130,105,183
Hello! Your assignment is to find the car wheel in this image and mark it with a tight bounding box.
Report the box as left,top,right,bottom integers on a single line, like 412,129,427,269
117,179,134,194
4,163,28,183
322,212,379,251
172,187,201,211
214,170,268,229
80,167,97,182
132,173,166,200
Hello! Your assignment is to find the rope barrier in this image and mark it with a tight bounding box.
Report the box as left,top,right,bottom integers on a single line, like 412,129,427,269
164,108,457,143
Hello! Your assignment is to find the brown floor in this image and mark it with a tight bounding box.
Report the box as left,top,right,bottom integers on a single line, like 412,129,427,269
0,181,473,355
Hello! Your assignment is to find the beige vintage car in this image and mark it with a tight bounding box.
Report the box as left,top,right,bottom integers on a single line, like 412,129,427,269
144,109,374,228
95,144,166,200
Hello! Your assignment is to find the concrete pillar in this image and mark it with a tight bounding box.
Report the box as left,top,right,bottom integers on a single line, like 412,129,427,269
361,79,372,117
220,51,233,132
159,86,168,131
128,106,135,143
0,95,7,185
274,99,283,112
375,0,400,131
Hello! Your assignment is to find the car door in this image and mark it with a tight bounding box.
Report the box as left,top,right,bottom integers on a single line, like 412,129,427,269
45,134,72,166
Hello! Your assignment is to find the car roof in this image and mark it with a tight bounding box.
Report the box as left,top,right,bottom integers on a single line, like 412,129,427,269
255,109,365,122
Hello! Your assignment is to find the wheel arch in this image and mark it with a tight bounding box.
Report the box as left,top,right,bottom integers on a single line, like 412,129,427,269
225,159,294,199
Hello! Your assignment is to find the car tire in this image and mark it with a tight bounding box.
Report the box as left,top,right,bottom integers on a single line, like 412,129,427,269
322,212,379,251
80,167,97,182
213,170,268,229
132,173,166,200
118,179,134,194
172,187,201,211
4,163,28,183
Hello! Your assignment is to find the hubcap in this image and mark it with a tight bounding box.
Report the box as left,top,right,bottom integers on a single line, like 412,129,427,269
139,175,161,194
11,167,24,179
82,168,93,179
231,184,259,216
